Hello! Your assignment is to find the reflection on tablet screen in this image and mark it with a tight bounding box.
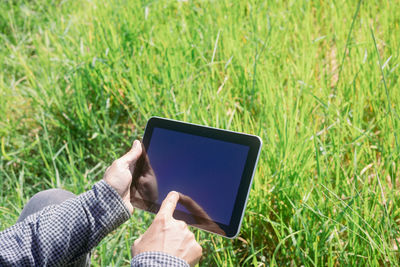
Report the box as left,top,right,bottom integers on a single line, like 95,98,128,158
131,127,250,235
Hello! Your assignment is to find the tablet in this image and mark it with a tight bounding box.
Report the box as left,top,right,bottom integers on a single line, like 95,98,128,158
131,117,262,238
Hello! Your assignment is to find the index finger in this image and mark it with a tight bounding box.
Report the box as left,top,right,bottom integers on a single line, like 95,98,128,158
157,191,179,219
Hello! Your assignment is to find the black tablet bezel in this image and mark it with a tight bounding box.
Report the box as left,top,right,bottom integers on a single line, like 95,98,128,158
141,116,262,238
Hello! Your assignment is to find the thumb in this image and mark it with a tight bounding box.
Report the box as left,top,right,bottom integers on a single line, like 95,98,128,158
120,140,142,164
157,191,179,219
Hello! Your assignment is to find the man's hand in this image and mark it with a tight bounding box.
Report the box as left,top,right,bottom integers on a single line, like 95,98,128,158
103,140,142,214
131,191,203,267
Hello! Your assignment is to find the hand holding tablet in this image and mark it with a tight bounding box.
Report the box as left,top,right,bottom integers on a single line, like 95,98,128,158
131,117,262,238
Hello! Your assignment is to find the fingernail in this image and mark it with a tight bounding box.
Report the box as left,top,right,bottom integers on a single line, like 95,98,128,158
133,140,140,147
170,191,179,200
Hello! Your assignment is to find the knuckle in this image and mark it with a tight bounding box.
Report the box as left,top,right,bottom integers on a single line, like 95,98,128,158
155,214,168,225
112,159,120,167
196,242,203,254
115,158,128,168
177,220,187,229
187,230,195,239
190,240,202,255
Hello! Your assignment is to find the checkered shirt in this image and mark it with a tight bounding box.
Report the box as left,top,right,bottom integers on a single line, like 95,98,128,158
0,180,189,267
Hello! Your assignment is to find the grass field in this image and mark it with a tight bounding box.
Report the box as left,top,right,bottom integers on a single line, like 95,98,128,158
1,0,399,265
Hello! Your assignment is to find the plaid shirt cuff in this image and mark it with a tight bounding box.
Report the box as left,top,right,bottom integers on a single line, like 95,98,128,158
131,251,189,267
89,180,132,233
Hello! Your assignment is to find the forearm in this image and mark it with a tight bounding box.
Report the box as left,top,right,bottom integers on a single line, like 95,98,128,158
0,180,130,266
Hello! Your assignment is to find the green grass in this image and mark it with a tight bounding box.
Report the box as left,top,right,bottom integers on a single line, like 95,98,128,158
1,0,399,265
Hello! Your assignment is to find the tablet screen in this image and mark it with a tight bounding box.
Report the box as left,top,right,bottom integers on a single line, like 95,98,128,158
132,117,262,238
147,127,250,225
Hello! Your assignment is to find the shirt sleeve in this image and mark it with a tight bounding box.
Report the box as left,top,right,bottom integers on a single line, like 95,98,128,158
131,251,190,267
0,180,131,266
